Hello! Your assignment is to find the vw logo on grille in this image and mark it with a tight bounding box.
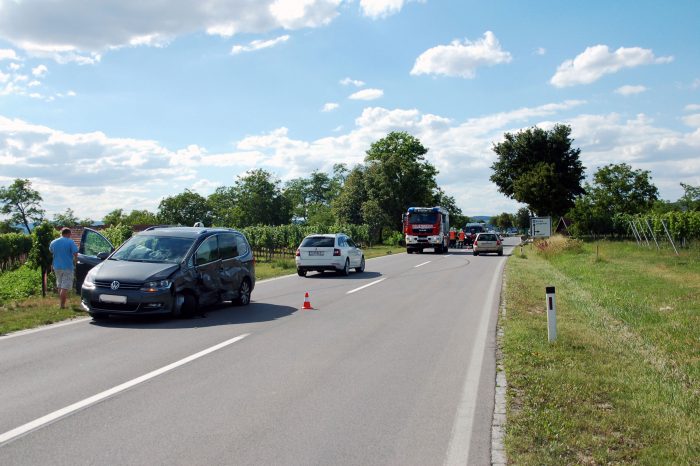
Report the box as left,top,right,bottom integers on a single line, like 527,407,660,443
110,281,120,290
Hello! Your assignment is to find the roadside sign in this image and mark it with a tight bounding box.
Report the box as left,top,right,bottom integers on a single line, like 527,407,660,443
530,217,551,237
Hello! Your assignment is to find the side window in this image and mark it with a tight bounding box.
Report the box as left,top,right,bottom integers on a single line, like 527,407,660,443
219,234,238,260
195,236,219,266
347,238,356,248
82,230,112,256
234,234,250,257
338,237,347,247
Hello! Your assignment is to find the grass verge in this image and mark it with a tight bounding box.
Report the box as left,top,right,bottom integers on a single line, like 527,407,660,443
503,237,699,464
1,245,400,335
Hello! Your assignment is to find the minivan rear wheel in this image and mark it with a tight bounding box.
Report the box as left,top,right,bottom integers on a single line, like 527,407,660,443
235,279,251,306
339,259,350,276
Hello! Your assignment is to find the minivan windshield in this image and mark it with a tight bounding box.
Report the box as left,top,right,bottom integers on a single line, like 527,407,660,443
111,235,194,263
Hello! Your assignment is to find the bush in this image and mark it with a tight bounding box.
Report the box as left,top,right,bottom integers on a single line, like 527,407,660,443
0,265,52,300
102,223,133,248
533,235,583,258
383,231,404,247
0,233,33,271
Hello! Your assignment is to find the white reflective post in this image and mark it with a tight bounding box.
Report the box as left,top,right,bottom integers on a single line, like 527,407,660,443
546,286,557,342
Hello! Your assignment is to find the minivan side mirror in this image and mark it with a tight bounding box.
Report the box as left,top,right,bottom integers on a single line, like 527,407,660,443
97,251,110,260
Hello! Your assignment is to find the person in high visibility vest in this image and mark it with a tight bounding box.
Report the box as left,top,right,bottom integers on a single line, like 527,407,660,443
458,230,465,249
449,228,456,248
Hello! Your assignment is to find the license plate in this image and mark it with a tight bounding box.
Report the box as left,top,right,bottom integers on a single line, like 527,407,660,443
308,251,324,256
99,294,127,304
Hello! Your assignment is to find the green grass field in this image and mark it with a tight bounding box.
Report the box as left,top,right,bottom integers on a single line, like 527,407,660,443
503,238,699,464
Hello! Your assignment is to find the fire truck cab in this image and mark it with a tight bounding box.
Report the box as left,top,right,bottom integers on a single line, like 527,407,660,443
403,206,450,254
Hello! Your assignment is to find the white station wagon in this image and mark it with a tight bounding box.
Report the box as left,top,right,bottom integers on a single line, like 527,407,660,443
295,233,365,277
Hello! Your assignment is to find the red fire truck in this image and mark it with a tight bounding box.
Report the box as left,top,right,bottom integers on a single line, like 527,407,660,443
402,206,450,254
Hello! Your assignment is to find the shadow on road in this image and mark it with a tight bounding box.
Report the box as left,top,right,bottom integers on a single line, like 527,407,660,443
302,271,382,280
88,301,296,329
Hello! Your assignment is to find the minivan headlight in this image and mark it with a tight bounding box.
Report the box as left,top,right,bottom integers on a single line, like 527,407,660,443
82,270,96,290
141,279,172,292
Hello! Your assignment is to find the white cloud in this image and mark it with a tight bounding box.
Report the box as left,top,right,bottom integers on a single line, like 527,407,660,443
682,114,700,128
231,35,290,54
615,85,647,96
32,64,48,77
340,77,365,87
8,63,21,71
551,45,673,87
685,104,700,112
535,47,546,56
322,102,339,112
410,31,512,79
348,88,384,100
3,99,698,219
360,0,406,19
0,49,19,61
0,0,342,62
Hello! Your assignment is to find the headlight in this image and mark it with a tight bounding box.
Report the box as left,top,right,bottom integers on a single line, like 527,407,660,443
141,279,172,292
82,270,96,290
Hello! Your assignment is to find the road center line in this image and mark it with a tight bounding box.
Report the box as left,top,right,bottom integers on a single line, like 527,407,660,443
414,261,431,268
346,278,386,294
0,333,251,446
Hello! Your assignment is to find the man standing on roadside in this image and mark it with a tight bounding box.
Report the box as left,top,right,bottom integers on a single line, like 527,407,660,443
49,227,78,309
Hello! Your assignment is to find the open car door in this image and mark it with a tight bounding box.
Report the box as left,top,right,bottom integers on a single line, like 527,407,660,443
75,228,114,293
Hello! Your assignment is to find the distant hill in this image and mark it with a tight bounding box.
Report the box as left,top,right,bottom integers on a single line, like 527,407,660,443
470,216,492,223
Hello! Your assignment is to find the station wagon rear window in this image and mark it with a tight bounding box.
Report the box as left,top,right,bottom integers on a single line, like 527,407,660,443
301,237,335,247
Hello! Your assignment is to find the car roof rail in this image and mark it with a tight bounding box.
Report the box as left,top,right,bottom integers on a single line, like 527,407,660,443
144,224,179,231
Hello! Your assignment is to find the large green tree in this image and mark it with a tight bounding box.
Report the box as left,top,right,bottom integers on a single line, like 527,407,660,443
589,163,658,215
490,124,585,217
0,178,45,232
158,189,213,226
333,165,367,225
220,169,292,227
678,182,700,212
364,131,438,231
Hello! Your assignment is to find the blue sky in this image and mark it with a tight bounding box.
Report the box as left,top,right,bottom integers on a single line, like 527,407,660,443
1,0,698,220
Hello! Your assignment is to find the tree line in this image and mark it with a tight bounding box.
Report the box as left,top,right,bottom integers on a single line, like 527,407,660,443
489,124,700,238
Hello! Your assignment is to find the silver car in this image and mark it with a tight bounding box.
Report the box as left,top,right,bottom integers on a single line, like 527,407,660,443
473,232,503,256
295,233,365,276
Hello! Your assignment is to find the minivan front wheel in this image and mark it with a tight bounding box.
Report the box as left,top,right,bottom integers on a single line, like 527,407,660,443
235,279,251,306
174,293,197,318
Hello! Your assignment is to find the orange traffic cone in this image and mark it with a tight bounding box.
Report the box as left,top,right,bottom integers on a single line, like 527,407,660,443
302,292,314,310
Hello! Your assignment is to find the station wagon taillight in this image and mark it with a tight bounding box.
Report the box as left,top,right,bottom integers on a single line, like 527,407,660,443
333,248,341,256
295,248,300,256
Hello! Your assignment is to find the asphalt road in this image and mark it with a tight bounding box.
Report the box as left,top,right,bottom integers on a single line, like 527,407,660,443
0,238,516,466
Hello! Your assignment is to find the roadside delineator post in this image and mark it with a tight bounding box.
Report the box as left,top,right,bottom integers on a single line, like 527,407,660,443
546,286,557,342
302,292,314,310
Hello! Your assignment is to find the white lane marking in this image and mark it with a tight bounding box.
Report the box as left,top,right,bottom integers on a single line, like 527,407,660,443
0,317,90,340
346,278,386,294
444,259,506,466
0,333,250,446
414,261,431,268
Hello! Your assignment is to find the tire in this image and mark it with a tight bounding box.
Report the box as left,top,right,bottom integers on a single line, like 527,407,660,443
89,312,109,321
297,268,307,277
355,256,365,273
174,293,197,318
498,250,503,256
234,279,252,306
473,251,479,256
407,249,413,254
338,259,350,276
